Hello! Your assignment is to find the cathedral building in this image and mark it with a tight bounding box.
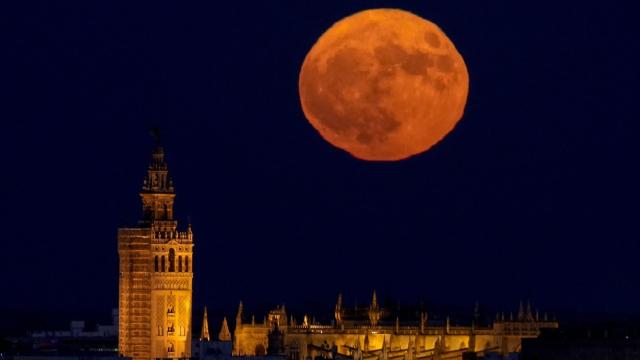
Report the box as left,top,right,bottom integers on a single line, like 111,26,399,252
118,145,194,360
232,292,558,360
115,144,557,360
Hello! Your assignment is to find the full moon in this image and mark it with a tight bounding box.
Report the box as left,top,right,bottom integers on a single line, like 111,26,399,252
299,9,469,161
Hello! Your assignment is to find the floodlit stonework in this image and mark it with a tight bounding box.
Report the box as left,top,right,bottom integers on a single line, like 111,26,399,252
116,144,557,360
232,292,558,359
119,146,193,360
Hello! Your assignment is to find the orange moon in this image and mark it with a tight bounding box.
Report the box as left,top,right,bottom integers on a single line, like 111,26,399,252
299,9,469,161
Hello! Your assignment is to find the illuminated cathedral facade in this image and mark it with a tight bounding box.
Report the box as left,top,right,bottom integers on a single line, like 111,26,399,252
118,145,193,360
231,292,558,360
116,144,557,360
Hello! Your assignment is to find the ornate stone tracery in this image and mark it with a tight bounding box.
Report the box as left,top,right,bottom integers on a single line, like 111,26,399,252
119,145,193,360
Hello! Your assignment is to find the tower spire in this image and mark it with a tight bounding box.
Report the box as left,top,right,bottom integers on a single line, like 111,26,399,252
150,127,161,147
335,292,343,326
236,301,244,328
526,300,533,321
369,290,380,327
518,300,525,321
371,290,378,308
200,307,210,341
219,317,232,341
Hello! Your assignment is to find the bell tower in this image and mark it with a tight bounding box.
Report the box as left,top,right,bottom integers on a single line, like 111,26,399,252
141,146,175,223
118,143,194,360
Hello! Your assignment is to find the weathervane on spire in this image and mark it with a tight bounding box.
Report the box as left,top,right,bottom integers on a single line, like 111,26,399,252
150,127,161,146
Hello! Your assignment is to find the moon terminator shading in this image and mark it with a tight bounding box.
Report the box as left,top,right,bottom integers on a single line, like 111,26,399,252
299,9,469,161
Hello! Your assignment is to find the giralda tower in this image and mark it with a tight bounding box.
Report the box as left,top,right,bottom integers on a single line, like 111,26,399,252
118,145,193,360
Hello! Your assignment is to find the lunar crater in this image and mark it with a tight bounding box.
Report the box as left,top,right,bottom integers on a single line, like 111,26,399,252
424,31,441,48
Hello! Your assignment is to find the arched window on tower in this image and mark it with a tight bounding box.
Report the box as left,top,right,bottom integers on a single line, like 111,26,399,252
168,249,175,272
154,256,159,272
161,256,166,272
163,204,168,219
178,256,182,272
185,256,189,272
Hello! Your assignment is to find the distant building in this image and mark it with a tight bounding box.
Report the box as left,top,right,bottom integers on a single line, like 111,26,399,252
521,325,640,359
30,310,118,339
4,309,123,360
118,145,194,360
232,292,557,360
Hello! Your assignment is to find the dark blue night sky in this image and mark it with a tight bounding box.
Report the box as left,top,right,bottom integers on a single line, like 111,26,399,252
2,1,639,327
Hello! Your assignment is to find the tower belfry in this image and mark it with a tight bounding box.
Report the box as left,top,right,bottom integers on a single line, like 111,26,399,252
118,142,194,360
141,146,175,223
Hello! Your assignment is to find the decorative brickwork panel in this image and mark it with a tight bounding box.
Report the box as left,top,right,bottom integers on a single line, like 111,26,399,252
178,296,186,333
118,147,194,360
154,278,191,290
